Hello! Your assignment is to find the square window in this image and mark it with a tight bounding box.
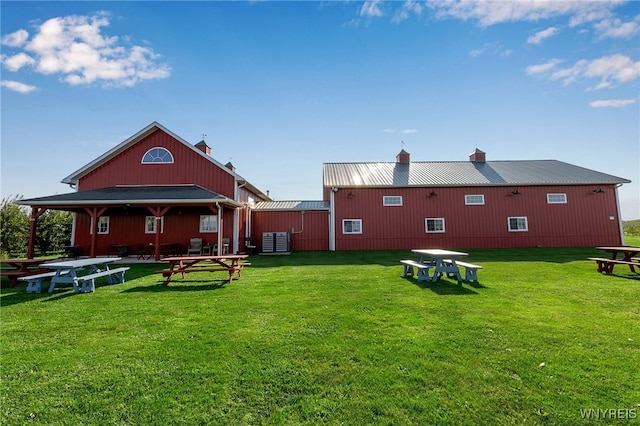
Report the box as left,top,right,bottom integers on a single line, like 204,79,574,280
343,219,362,234
508,216,528,232
90,216,110,234
383,196,402,206
145,216,164,234
425,218,445,233
199,215,218,233
465,194,485,205
547,193,567,204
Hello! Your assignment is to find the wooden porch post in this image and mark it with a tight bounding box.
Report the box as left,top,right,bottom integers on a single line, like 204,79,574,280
27,207,48,259
147,206,170,261
84,207,108,257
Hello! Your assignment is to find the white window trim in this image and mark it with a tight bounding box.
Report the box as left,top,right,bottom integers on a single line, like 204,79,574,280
145,216,165,234
342,219,362,234
547,193,567,204
425,218,446,233
508,216,528,232
199,215,218,233
465,194,485,205
141,147,174,164
383,196,403,206
90,216,110,235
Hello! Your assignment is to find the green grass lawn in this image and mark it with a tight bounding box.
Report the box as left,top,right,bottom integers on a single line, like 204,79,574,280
1,246,638,425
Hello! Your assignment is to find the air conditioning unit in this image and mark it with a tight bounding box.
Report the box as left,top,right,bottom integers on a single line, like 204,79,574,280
262,232,289,253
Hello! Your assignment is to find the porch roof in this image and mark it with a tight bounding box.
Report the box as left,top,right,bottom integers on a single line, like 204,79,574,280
15,185,242,209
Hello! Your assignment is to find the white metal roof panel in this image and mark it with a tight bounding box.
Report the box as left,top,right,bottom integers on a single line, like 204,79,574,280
254,200,330,211
323,160,630,187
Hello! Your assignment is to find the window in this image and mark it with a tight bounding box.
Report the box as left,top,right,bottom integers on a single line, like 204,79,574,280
465,194,485,205
90,216,110,234
547,193,567,204
343,219,362,234
145,216,164,234
383,196,403,206
425,218,445,233
142,147,174,164
199,215,218,233
508,216,528,232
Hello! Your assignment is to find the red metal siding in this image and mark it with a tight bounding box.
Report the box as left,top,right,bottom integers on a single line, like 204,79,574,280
251,210,329,251
333,185,622,250
78,129,236,197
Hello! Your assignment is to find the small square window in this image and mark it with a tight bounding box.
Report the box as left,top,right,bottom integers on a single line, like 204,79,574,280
508,216,528,232
383,196,403,206
343,219,362,234
199,215,218,233
547,193,567,204
90,216,110,234
465,194,485,205
425,218,445,233
145,216,164,234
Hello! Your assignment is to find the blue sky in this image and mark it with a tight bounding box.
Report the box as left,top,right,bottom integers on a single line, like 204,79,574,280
1,1,639,219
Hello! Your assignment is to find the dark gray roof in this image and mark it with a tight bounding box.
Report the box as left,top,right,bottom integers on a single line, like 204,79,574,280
254,200,330,211
16,185,241,207
323,160,631,187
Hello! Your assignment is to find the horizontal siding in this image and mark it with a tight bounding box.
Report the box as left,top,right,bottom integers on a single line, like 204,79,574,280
333,185,622,250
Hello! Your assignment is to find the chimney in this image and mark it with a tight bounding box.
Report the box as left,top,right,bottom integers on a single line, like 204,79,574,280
396,149,410,164
195,140,211,156
469,148,486,163
225,161,236,173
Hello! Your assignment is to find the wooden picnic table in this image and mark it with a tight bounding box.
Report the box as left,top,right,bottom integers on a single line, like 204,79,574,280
156,255,250,285
1,258,50,287
589,246,640,274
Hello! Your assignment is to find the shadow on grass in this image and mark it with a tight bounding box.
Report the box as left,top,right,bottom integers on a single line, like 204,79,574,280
121,280,229,293
402,276,481,295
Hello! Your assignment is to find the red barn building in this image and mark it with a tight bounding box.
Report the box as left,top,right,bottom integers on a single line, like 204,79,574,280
17,124,631,257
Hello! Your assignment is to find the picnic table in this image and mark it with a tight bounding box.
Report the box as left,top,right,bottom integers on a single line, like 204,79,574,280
156,255,250,285
19,257,129,293
1,258,50,287
588,246,640,274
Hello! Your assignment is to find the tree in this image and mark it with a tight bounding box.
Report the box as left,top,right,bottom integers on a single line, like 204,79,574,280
36,209,73,255
0,195,29,257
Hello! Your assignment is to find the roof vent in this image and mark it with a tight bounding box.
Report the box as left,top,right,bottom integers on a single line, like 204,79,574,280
396,149,410,164
195,140,211,156
469,148,486,163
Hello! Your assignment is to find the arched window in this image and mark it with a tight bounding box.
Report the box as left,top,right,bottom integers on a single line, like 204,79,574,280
142,147,174,164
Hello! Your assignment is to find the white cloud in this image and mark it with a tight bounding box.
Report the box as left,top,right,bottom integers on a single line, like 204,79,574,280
2,52,36,71
360,0,384,18
1,29,29,47
392,0,424,24
594,16,640,39
1,80,37,93
427,0,619,27
589,99,636,108
527,26,559,44
526,59,563,75
530,54,640,89
1,13,171,89
382,128,418,134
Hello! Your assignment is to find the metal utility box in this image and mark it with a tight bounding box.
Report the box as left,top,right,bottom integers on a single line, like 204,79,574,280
262,232,289,253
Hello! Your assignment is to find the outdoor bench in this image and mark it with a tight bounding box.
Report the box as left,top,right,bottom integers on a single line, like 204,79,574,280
73,267,130,293
400,259,431,282
18,271,60,293
442,259,483,282
587,257,639,274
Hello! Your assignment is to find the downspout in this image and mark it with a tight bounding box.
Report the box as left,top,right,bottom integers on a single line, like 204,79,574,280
329,190,336,251
216,202,223,255
615,184,625,245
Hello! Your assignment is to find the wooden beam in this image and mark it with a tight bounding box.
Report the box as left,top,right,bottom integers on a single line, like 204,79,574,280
84,207,108,258
26,207,48,259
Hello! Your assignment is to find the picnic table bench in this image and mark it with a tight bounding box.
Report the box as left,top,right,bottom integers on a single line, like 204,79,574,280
589,246,640,274
1,258,52,287
400,259,431,281
442,259,483,283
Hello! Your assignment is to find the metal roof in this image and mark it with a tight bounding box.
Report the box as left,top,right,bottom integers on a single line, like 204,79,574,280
323,160,631,188
16,185,242,207
254,200,330,211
